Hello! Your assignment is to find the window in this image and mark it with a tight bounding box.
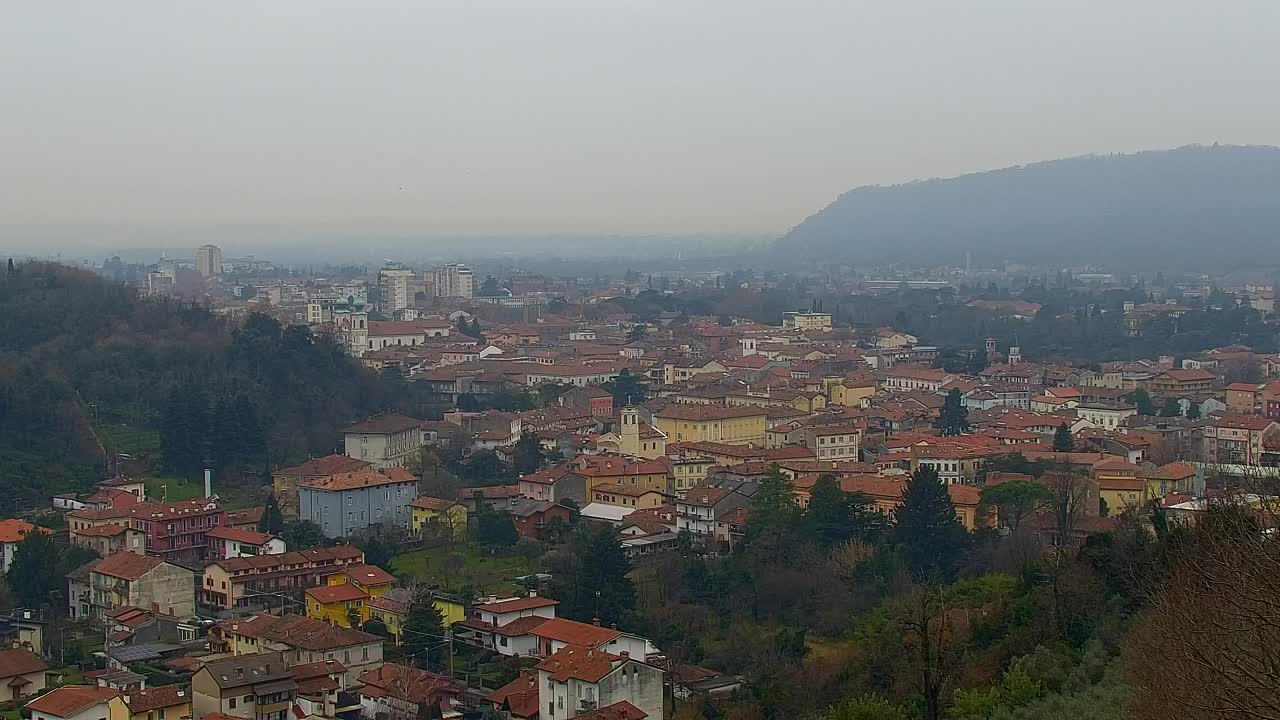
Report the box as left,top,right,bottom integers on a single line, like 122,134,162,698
228,699,237,710
363,647,369,660
344,650,351,664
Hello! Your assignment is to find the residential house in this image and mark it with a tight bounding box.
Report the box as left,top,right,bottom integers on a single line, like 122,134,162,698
200,546,366,611
1225,382,1267,415
654,405,768,446
802,424,861,461
518,466,589,505
214,614,382,686
0,648,47,702
409,497,468,541
1092,457,1148,515
289,659,354,719
487,668,540,720
271,455,371,517
357,664,464,720
304,564,396,628
297,467,418,538
224,507,265,533
204,528,285,560
571,456,671,496
82,552,195,620
342,415,425,469
1148,368,1217,397
882,367,953,392
454,595,561,657
1202,415,1280,466
191,652,296,720
560,387,615,417
69,524,146,558
509,499,574,540
675,482,754,542
535,645,663,720
365,589,465,645
0,520,53,574
68,498,226,565
589,484,666,511
121,685,192,720
909,445,990,486
1075,402,1138,431
26,686,127,720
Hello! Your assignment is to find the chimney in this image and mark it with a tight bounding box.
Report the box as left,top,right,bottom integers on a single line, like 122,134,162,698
204,468,212,498
610,622,617,630
619,651,629,659
528,590,537,598
123,695,130,705
592,617,600,626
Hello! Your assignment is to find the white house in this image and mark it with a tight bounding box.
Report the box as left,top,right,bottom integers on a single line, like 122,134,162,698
204,527,286,559
535,645,664,720
27,686,123,720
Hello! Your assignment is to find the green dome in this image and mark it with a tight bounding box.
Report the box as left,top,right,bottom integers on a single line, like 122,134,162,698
335,296,351,307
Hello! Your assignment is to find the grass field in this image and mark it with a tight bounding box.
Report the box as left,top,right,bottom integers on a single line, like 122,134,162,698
145,475,206,502
97,423,162,457
392,543,543,596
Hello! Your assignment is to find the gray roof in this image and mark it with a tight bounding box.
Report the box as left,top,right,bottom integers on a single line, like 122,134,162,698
198,651,292,690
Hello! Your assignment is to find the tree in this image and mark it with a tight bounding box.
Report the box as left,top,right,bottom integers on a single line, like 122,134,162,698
360,535,395,570
823,694,909,720
804,475,884,547
7,531,60,607
894,466,968,581
1126,388,1156,416
898,585,967,720
626,325,647,343
363,616,389,638
281,520,329,549
609,369,647,407
401,593,446,668
511,432,545,476
935,389,970,436
1043,468,1092,549
547,526,636,626
979,480,1051,533
744,467,801,557
1053,423,1074,452
1159,397,1182,417
1186,401,1201,419
475,508,518,548
478,275,503,297
259,494,285,534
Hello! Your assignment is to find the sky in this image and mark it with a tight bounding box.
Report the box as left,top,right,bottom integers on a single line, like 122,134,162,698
4,0,1280,252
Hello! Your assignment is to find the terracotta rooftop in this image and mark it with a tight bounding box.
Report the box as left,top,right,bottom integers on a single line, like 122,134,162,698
26,686,120,716
305,584,368,604
301,467,416,491
409,496,461,511
274,455,371,477
123,684,190,713
340,564,397,587
530,619,622,649
535,644,622,683
0,649,47,679
91,551,163,581
205,527,276,545
343,414,423,435
476,596,560,614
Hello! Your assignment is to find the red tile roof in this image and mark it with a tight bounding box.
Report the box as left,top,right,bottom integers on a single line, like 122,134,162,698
535,645,620,683
205,527,276,545
409,496,461,512
0,649,47,679
577,701,649,720
305,584,368,604
0,519,54,544
656,405,766,421
123,684,190,713
92,551,164,581
26,686,120,716
529,619,621,648
476,596,560,614
275,455,371,477
301,467,416,491
340,564,397,587
343,415,424,435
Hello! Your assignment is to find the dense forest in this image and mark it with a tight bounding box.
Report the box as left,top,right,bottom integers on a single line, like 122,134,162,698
0,262,421,509
778,144,1280,270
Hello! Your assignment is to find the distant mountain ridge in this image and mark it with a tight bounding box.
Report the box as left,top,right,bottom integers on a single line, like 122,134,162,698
777,144,1280,269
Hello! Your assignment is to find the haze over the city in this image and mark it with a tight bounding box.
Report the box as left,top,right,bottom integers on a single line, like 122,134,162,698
4,0,1280,255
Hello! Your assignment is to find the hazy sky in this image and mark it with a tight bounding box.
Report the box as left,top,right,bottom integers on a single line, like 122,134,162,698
4,0,1280,247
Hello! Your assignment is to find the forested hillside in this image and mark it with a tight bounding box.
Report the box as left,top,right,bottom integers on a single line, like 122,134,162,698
0,262,419,510
778,144,1280,269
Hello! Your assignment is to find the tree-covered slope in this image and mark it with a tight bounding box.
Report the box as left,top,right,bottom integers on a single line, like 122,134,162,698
778,144,1280,269
0,262,420,510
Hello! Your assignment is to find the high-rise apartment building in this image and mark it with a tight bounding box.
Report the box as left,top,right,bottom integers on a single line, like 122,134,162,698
433,263,474,298
378,268,415,313
194,245,223,277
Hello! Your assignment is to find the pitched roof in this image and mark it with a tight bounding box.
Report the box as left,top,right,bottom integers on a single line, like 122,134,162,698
300,467,416,491
274,455,372,477
0,517,52,540
211,545,364,574
123,684,190,713
535,645,620,683
409,496,461,512
71,524,130,538
476,596,560,614
198,652,291,690
357,663,463,703
91,551,164,581
655,404,766,422
26,686,120,716
343,415,423,435
529,618,621,648
487,669,539,718
218,614,379,651
0,649,47,679
305,584,368,604
340,564,397,587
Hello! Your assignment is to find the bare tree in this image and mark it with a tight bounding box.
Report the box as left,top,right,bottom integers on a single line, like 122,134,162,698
896,583,970,720
1124,498,1280,720
1041,462,1094,548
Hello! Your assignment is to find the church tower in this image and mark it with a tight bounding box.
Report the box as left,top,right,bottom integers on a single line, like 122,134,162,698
619,406,641,457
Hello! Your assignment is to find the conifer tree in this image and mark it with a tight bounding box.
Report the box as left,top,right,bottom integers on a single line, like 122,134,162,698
1053,423,1074,452
894,465,968,581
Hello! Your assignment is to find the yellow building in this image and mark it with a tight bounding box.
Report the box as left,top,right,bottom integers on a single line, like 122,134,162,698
123,683,192,720
305,564,397,628
409,497,468,540
782,311,833,331
1093,456,1148,515
366,591,466,645
655,405,768,446
829,380,877,407
572,455,672,495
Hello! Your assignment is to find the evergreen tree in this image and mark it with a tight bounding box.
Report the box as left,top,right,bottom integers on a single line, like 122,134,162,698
259,494,285,534
609,369,647,407
1187,401,1201,419
1126,388,1156,416
803,474,885,547
1160,397,1183,417
547,526,636,626
401,594,445,668
511,431,545,475
894,466,968,581
476,507,518,547
7,531,61,607
746,467,801,539
935,389,971,436
1053,423,1074,452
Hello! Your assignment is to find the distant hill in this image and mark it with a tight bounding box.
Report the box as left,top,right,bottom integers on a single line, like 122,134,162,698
777,145,1280,269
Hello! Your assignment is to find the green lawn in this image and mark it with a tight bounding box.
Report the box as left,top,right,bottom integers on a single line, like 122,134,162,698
392,544,543,596
97,423,162,457
145,475,206,502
